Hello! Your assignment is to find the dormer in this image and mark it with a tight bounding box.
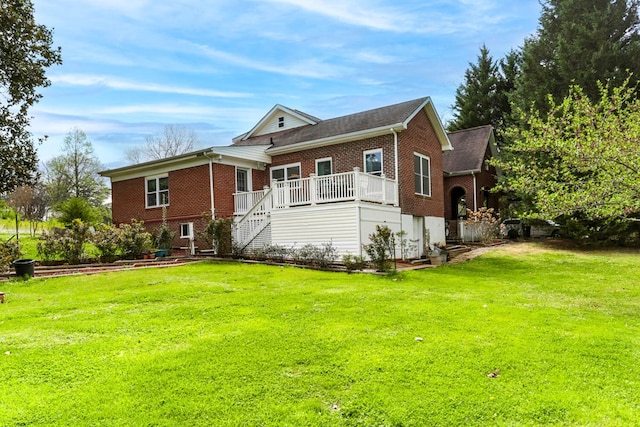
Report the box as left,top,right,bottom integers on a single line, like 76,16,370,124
238,104,320,141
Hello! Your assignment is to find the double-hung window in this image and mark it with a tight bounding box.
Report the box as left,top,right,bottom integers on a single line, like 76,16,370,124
236,167,250,193
363,149,383,176
414,153,431,196
146,176,169,208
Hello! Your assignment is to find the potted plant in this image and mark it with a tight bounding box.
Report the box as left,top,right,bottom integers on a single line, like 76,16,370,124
155,224,174,257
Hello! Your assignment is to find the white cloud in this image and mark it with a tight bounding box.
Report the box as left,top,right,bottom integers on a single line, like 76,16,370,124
49,74,251,98
193,44,350,79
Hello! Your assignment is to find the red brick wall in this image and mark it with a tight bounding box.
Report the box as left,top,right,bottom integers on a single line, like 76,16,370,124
443,145,499,219
111,162,267,247
269,110,445,218
444,175,474,219
270,135,396,178
111,164,211,245
397,110,445,217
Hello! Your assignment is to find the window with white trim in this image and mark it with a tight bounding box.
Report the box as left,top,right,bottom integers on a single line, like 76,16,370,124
270,163,301,182
236,167,251,193
363,149,383,176
315,158,332,176
414,153,431,196
146,175,169,208
180,223,193,239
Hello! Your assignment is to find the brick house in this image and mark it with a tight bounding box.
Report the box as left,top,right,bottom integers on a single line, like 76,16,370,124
102,98,497,257
443,125,499,241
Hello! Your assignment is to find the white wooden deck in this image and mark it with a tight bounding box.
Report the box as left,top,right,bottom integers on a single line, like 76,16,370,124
234,168,398,215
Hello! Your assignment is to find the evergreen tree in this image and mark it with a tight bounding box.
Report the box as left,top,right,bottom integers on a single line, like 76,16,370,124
448,45,501,132
513,0,640,115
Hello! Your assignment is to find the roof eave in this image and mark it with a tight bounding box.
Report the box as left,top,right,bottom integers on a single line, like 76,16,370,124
444,169,482,177
99,149,212,178
267,124,406,155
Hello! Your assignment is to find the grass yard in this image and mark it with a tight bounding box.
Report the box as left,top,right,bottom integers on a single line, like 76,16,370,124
0,243,638,426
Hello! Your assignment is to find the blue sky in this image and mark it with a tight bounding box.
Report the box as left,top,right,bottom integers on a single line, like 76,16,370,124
31,0,541,169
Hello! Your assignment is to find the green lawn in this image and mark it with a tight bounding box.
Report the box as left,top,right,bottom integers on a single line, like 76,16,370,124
0,243,638,426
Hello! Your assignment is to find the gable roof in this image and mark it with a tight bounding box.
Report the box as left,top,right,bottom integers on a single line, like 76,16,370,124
233,97,453,154
443,125,496,174
234,104,321,142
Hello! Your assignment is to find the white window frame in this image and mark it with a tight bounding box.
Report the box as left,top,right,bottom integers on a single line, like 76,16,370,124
235,167,251,193
315,157,333,176
414,152,431,197
363,148,383,176
145,174,169,209
180,222,193,239
270,162,302,183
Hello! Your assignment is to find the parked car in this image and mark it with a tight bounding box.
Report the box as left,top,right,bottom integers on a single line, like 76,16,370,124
501,218,560,239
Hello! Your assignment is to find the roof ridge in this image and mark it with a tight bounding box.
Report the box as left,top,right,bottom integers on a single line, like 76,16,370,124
447,124,492,135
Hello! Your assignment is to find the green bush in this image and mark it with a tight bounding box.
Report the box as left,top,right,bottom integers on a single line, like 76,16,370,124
199,217,233,255
291,242,337,268
342,254,367,271
37,219,92,264
363,225,395,272
0,239,22,272
91,223,123,262
118,220,153,259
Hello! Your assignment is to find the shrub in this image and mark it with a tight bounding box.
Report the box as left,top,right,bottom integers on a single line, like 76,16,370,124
363,225,395,272
91,223,122,262
155,224,175,252
119,220,153,259
291,242,337,268
464,208,500,244
0,239,22,272
199,217,233,255
342,254,367,271
37,219,91,264
251,244,290,262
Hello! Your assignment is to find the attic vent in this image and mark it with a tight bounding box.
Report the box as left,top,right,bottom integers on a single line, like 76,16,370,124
278,117,284,128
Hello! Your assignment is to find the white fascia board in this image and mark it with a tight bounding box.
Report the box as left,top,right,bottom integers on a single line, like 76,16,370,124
103,146,272,182
267,125,406,155
444,169,481,177
103,153,212,182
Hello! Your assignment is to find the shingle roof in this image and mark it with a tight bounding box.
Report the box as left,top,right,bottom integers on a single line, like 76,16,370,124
232,97,430,149
443,125,493,173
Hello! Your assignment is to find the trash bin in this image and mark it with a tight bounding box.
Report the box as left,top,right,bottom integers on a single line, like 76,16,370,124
13,259,35,278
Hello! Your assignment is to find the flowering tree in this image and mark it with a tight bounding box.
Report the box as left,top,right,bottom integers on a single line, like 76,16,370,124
495,78,640,240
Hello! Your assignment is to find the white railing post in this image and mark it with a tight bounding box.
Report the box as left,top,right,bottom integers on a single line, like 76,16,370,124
353,167,361,201
309,173,317,206
381,173,387,204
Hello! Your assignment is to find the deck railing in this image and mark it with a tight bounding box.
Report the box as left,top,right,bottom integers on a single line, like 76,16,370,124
234,168,398,215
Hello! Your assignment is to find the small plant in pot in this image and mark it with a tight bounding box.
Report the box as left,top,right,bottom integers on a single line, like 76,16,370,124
155,224,174,257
